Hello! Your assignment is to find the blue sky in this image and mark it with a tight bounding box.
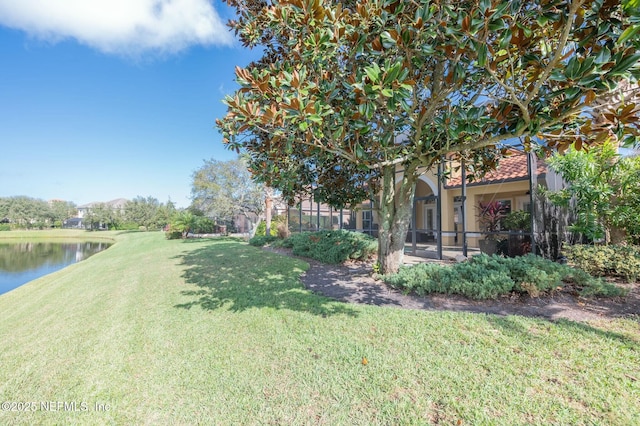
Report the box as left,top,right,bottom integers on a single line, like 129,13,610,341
0,0,260,208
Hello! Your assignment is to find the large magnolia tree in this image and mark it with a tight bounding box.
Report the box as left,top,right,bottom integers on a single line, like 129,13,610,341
218,0,640,273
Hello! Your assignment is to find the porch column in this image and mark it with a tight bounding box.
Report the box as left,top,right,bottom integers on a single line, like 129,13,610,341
461,159,468,257
527,151,537,255
437,158,443,260
411,197,417,254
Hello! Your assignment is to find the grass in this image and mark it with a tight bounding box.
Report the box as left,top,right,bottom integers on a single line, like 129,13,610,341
0,230,639,425
0,228,116,244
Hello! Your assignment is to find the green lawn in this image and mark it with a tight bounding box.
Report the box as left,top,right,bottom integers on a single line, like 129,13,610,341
1,230,638,425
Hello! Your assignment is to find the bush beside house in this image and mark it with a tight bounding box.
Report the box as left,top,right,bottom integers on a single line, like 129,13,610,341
383,254,627,300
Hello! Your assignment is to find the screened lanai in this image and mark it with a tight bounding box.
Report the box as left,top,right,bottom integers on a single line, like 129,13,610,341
285,148,573,261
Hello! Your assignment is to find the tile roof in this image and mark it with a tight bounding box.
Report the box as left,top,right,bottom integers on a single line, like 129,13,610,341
78,198,129,209
445,149,547,188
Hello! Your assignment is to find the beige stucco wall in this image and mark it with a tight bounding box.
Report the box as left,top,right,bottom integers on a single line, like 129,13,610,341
442,180,530,248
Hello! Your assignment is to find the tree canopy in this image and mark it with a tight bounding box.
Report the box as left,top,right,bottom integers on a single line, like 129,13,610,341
218,0,640,272
0,196,76,229
190,157,265,228
124,196,163,230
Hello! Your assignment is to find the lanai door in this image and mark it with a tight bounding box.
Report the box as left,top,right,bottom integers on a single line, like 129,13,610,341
423,203,437,240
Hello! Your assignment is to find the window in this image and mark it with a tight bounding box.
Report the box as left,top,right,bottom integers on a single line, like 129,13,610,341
424,206,437,232
496,199,512,231
516,196,532,212
498,199,512,214
362,210,372,230
453,206,461,224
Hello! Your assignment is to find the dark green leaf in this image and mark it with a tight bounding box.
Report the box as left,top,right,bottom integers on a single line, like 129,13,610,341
477,43,488,67
453,63,465,82
365,63,381,83
499,28,512,50
565,86,580,98
564,57,581,80
594,47,611,64
579,73,600,86
489,18,506,31
579,57,596,77
384,61,403,84
608,53,640,76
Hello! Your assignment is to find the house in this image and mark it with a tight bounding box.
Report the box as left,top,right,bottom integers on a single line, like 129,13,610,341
286,148,562,258
70,198,129,229
62,217,84,229
76,198,128,219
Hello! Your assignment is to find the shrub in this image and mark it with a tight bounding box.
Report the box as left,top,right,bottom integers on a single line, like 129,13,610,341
384,254,627,300
0,223,10,231
248,235,278,247
285,230,377,263
566,244,640,282
193,217,217,234
456,255,514,299
503,210,531,231
385,255,514,300
165,230,183,240
276,223,290,239
577,279,628,297
254,215,287,237
503,254,565,293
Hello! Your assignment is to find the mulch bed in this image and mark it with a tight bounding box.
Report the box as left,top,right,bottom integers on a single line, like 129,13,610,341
265,246,640,323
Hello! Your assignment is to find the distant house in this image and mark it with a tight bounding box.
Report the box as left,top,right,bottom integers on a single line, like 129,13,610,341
62,217,83,229
68,198,129,229
77,198,128,218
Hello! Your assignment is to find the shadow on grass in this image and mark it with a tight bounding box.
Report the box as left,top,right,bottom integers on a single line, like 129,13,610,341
178,236,247,244
173,242,358,317
485,315,640,346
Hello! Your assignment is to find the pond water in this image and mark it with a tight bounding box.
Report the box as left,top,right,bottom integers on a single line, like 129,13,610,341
0,242,111,296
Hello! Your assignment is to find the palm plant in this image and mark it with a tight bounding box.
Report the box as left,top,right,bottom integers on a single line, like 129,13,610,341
171,211,197,238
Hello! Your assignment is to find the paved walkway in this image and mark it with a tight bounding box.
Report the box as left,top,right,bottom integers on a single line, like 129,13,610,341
403,243,482,263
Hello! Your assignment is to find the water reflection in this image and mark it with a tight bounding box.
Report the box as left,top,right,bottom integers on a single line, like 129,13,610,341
0,242,111,295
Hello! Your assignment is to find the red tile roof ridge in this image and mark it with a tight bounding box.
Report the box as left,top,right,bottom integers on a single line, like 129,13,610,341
445,149,547,188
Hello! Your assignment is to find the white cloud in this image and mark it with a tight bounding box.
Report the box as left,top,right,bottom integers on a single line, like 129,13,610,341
0,0,233,55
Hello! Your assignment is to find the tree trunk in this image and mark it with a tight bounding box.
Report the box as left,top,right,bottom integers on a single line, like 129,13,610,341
248,219,260,237
377,164,418,275
265,195,273,236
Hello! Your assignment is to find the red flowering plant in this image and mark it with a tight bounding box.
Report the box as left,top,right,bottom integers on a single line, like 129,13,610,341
477,201,507,240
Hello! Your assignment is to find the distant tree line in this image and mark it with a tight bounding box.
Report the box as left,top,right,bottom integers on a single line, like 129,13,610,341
83,197,177,231
0,196,77,229
0,196,179,231
2,156,269,234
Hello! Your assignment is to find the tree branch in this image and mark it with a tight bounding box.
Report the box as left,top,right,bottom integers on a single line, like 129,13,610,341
485,65,531,123
526,0,583,102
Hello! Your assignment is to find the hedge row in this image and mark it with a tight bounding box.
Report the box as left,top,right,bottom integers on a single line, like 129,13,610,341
249,230,377,264
383,254,626,300
565,244,640,283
